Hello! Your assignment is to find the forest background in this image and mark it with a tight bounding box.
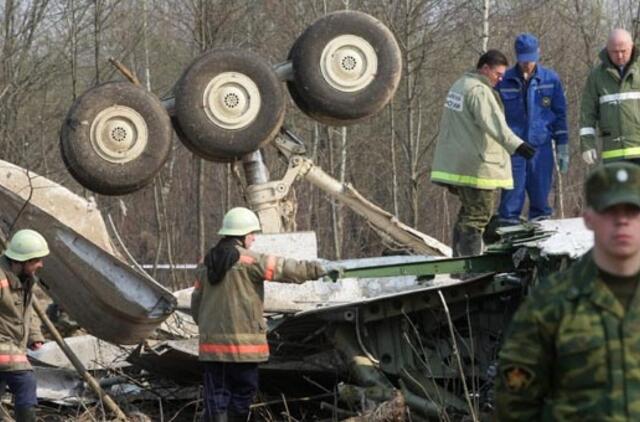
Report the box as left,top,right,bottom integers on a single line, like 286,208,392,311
0,0,634,288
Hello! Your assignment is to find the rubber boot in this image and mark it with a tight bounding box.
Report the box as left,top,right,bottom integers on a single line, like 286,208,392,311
458,227,483,257
14,407,36,422
451,227,484,279
202,412,228,422
452,226,483,257
228,412,249,422
214,413,228,422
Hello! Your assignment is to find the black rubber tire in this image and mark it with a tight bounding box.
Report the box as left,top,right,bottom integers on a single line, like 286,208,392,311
60,82,173,195
171,116,234,163
288,11,402,126
174,49,285,161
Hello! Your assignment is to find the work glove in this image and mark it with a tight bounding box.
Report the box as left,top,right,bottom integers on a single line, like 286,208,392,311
556,144,570,174
515,142,536,159
321,262,345,282
582,149,597,165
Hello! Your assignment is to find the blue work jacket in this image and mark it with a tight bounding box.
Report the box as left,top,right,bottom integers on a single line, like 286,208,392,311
496,65,568,147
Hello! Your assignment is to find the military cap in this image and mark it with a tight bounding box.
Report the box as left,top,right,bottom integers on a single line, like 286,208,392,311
585,162,640,211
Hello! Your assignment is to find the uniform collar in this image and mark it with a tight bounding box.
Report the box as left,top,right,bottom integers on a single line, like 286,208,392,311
566,251,628,318
467,70,494,88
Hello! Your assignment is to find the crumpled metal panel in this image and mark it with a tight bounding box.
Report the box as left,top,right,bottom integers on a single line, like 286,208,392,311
0,160,176,344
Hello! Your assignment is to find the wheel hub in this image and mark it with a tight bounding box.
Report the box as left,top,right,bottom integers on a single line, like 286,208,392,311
202,72,261,130
90,106,148,164
320,35,378,92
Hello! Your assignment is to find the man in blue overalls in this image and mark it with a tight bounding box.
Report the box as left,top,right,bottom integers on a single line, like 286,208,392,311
496,33,569,225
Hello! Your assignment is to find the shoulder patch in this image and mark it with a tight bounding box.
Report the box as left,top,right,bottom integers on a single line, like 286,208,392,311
445,91,464,112
502,365,535,392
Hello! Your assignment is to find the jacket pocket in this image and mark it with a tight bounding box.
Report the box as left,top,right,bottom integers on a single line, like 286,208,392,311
556,326,607,389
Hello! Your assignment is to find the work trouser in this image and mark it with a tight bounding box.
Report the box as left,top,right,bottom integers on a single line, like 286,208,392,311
449,186,496,257
0,370,37,419
202,361,258,420
499,142,554,223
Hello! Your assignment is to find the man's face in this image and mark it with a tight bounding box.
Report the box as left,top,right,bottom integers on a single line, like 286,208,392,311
518,61,536,75
479,64,506,87
244,233,256,249
21,258,44,277
607,40,633,67
584,203,640,260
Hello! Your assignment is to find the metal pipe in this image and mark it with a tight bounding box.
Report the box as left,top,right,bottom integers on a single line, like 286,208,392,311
242,150,270,185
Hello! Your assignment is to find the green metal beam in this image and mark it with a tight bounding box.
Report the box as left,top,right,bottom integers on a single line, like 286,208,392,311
342,253,515,279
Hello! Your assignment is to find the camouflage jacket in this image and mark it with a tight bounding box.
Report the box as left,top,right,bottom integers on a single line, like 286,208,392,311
0,256,44,372
191,245,325,363
495,251,640,421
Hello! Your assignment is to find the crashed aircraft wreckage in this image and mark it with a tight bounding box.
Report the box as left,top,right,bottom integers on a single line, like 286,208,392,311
0,159,176,344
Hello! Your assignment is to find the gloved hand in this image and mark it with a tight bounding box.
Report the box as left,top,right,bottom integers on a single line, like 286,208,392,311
582,149,597,165
515,142,536,159
322,262,345,282
556,144,570,173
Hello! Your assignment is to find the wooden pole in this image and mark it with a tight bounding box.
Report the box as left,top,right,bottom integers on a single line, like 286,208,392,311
32,299,128,421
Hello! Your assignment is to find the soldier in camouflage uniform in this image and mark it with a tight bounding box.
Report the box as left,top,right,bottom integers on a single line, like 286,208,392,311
191,207,339,422
0,230,49,422
494,162,640,420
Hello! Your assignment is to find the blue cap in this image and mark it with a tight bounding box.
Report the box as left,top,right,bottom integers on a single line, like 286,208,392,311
514,33,539,62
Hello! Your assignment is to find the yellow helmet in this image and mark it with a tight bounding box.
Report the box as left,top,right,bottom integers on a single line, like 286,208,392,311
5,229,50,262
218,207,261,236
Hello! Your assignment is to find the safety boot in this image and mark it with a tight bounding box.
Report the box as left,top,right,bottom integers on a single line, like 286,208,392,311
452,227,484,279
14,406,36,422
452,226,483,257
228,412,249,422
214,413,228,422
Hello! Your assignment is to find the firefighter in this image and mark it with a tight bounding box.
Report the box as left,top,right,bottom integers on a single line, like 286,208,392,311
581,28,640,164
496,33,569,225
0,229,49,422
495,162,640,419
430,49,535,256
191,207,339,422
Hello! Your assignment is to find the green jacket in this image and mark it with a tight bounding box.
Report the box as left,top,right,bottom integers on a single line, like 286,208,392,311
0,256,44,372
580,48,640,161
495,251,640,421
191,245,325,363
430,71,523,190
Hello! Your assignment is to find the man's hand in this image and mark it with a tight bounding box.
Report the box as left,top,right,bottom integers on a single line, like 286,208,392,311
29,341,43,351
515,142,536,159
582,149,597,165
556,144,570,173
322,262,345,282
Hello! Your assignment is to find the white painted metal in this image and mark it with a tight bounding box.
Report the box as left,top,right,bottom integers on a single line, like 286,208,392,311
90,106,148,163
320,35,378,92
202,72,261,129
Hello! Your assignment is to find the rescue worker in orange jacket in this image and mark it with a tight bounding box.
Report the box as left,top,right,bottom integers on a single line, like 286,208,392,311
0,229,50,422
191,207,339,422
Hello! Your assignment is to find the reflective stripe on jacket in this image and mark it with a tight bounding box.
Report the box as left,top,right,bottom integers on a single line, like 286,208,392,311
580,47,640,161
191,245,325,363
495,251,640,420
430,72,523,190
0,256,43,372
497,65,568,147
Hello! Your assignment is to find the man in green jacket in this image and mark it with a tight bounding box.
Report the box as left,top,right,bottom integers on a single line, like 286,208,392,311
430,49,535,256
495,162,640,420
581,29,640,164
191,207,338,422
0,229,50,422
